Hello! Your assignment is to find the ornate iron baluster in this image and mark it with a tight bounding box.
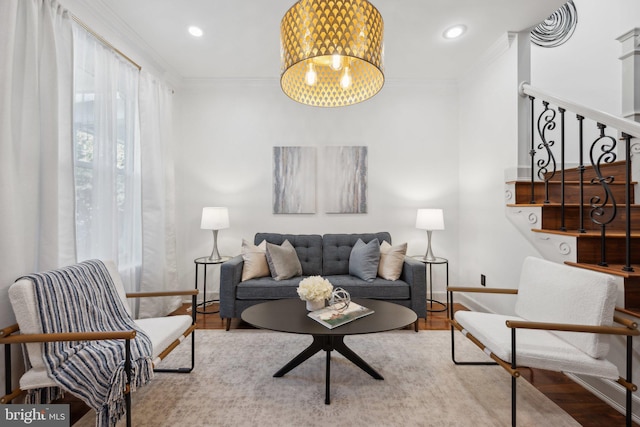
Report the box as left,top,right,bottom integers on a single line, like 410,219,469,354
589,123,617,267
559,107,566,231
536,101,557,204
577,115,586,233
529,96,536,204
622,133,634,272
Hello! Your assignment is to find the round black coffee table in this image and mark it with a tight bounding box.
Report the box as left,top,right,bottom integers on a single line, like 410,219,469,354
241,298,417,404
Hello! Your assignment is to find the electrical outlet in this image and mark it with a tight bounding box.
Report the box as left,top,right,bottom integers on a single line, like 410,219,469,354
481,274,486,286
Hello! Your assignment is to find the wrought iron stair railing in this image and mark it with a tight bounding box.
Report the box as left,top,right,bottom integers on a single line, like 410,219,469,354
519,82,640,272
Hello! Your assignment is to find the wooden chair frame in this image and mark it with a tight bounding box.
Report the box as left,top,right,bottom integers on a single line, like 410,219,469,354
447,286,639,427
1,289,198,427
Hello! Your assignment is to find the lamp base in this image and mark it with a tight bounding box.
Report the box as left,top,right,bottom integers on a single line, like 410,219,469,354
208,229,221,262
423,230,437,262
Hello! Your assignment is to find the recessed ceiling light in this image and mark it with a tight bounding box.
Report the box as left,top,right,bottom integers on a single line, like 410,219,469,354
443,25,466,40
188,26,203,37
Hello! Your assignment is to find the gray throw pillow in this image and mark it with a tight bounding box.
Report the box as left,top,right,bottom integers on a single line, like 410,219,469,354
265,239,303,281
349,238,380,282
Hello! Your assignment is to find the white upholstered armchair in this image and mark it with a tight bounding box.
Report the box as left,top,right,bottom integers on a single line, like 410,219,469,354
448,256,638,426
1,260,198,427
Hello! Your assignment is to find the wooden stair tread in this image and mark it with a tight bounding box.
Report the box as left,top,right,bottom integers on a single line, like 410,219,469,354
564,262,640,279
507,180,637,185
532,228,640,238
507,203,640,208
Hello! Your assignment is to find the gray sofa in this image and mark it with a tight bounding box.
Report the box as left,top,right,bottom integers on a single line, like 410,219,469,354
220,232,426,331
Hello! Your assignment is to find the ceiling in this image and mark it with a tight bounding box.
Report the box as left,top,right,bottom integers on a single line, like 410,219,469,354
100,0,567,81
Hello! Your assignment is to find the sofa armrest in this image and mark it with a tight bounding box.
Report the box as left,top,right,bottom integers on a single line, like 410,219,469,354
401,256,427,319
220,255,244,318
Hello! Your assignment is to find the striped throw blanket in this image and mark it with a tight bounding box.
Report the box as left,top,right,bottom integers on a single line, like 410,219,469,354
21,260,153,427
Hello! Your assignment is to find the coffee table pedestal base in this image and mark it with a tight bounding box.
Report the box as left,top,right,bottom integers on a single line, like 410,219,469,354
273,334,383,404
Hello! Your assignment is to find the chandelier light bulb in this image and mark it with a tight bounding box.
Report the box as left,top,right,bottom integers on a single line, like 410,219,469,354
305,63,317,86
340,67,352,89
331,54,343,70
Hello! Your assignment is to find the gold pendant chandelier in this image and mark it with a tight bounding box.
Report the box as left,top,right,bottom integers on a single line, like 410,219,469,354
280,0,384,107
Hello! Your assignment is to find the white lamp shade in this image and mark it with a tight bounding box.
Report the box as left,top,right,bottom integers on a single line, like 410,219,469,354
416,209,444,230
200,207,229,230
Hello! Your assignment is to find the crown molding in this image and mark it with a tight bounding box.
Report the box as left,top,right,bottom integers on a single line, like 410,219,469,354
179,77,457,91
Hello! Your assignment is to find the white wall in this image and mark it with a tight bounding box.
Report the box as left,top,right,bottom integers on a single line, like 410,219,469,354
457,33,540,315
531,0,637,116
173,79,460,298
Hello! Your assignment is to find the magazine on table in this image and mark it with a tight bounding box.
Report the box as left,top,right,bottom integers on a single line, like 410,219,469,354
308,301,374,329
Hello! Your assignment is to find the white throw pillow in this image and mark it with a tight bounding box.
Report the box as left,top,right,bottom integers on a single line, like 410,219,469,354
378,241,407,280
265,240,303,281
241,239,270,281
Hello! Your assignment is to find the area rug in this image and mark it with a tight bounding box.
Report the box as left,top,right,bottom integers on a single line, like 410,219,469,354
76,330,579,427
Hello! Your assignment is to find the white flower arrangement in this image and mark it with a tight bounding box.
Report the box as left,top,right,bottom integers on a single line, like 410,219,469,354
297,276,334,302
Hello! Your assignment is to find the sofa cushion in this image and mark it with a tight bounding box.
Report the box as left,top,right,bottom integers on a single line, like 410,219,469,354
236,275,411,301
255,233,322,276
514,257,616,359
265,240,303,281
378,241,407,281
323,233,391,275
241,239,269,281
327,275,411,299
349,238,381,282
236,276,302,300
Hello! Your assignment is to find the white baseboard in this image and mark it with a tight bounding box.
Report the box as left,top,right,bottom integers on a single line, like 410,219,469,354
448,292,495,313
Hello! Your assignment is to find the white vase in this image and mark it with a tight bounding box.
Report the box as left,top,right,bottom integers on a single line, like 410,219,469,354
306,299,325,311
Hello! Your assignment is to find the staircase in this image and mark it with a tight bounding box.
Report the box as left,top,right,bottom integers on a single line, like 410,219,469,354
507,84,640,312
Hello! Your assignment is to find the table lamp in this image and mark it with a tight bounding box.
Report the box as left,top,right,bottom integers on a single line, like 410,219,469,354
416,209,444,262
201,207,229,262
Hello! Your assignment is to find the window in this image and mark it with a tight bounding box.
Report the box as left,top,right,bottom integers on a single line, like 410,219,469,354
72,24,141,290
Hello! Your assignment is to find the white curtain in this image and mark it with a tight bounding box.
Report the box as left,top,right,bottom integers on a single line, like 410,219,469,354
0,0,75,294
0,0,75,389
0,0,178,324
138,71,180,318
72,24,142,293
